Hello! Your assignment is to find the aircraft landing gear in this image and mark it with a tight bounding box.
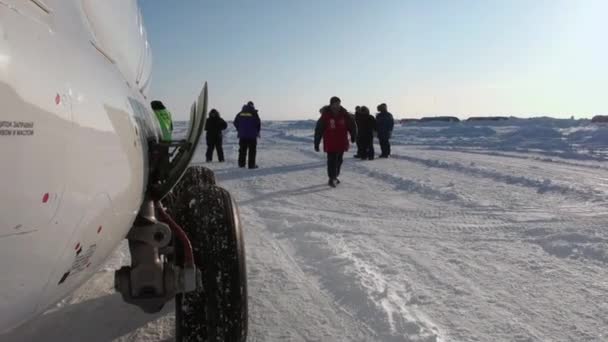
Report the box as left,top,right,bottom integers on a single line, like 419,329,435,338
114,200,190,314
166,166,248,342
116,84,247,340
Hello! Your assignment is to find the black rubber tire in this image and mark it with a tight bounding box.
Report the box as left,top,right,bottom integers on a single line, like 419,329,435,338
169,181,247,342
178,165,216,189
164,166,216,212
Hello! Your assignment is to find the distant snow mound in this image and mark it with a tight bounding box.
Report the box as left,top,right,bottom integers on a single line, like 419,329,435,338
506,126,562,139
437,125,496,138
282,120,317,130
502,126,569,150
568,127,608,146
585,128,608,145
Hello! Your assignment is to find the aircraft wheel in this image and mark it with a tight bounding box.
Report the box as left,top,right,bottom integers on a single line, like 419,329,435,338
179,165,216,188
171,183,248,342
164,166,216,211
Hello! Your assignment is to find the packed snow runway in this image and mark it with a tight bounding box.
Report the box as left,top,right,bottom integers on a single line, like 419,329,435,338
5,119,608,341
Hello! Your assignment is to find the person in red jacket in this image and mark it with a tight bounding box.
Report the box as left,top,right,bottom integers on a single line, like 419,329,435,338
314,96,357,187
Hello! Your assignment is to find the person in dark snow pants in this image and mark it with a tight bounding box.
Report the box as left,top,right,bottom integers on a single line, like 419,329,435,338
376,103,394,158
354,106,366,158
357,106,376,160
234,102,261,169
205,109,227,162
314,96,357,188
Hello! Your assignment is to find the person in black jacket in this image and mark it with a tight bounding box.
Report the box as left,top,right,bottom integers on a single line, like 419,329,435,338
376,103,394,158
357,106,376,160
205,109,227,162
354,106,363,158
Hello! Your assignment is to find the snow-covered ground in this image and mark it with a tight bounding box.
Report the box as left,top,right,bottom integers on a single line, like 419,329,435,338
4,119,608,341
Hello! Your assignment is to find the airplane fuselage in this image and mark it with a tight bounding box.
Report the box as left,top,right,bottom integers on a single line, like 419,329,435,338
0,0,158,332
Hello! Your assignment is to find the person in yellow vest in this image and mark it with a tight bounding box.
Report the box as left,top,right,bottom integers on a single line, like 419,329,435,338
149,100,173,182
151,100,173,142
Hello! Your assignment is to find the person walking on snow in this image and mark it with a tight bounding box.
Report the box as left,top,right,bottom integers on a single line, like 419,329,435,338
354,106,364,158
376,103,394,158
205,109,227,162
234,102,261,169
314,96,357,188
357,106,376,160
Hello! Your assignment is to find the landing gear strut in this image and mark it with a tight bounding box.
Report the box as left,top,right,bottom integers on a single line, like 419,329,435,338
114,200,194,313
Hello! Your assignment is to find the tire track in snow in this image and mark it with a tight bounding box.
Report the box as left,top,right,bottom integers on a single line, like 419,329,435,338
347,162,464,203
427,147,608,171
390,154,605,201
414,148,608,199
258,212,445,342
237,163,447,341
238,127,608,341
236,206,379,341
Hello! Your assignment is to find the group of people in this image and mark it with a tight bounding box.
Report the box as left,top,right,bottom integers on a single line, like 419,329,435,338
151,100,262,170
152,96,394,188
353,103,395,160
314,96,394,187
204,101,262,169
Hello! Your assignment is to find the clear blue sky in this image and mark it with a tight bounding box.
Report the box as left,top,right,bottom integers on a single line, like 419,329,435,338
140,0,607,120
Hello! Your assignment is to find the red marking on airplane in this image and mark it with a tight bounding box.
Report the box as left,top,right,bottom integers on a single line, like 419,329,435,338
74,243,80,251
42,193,49,203
97,226,102,234
55,94,61,105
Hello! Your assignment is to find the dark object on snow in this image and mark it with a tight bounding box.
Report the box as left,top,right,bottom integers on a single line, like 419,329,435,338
234,105,261,140
466,116,509,122
315,105,357,153
327,152,344,182
592,115,608,123
315,98,357,185
420,116,460,122
356,106,376,160
168,166,248,342
234,104,261,168
205,109,227,162
376,111,394,140
376,104,394,157
238,139,257,169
